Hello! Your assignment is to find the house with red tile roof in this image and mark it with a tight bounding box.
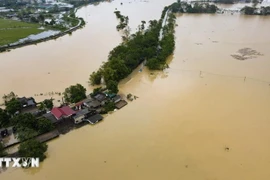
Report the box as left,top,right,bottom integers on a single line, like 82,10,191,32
51,106,76,120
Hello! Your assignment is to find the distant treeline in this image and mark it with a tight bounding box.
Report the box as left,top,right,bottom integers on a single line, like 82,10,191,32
171,1,218,14
241,6,270,15
90,5,177,92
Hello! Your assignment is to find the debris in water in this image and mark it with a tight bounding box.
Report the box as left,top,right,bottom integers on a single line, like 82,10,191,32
185,165,188,168
231,48,263,60
224,146,230,152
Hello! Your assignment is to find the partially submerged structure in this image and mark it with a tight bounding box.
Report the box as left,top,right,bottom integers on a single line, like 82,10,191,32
51,106,76,120
84,114,103,125
73,109,96,124
115,100,128,109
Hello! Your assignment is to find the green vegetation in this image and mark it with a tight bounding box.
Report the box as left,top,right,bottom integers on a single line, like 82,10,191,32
64,84,87,103
171,1,218,13
0,18,45,46
241,6,270,15
0,108,10,128
90,5,178,92
39,99,54,111
114,11,129,31
147,11,176,70
0,142,6,157
103,101,115,113
216,0,234,4
106,80,119,94
63,11,80,27
43,99,54,110
89,70,102,85
11,113,54,141
66,0,102,8
91,87,102,97
19,139,48,162
5,98,21,115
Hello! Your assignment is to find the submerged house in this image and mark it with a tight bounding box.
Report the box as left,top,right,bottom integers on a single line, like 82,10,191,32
86,114,103,125
18,97,40,115
112,95,122,103
94,93,107,102
83,99,101,109
51,106,76,120
73,109,91,124
17,97,36,108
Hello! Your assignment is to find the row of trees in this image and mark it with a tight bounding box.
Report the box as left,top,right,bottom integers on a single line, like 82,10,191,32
89,7,176,92
241,6,270,15
147,9,176,70
171,1,218,14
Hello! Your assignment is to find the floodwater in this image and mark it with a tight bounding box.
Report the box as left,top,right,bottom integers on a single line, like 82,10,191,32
1,0,270,179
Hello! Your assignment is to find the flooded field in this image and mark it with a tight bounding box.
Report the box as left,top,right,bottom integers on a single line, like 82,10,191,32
1,0,270,179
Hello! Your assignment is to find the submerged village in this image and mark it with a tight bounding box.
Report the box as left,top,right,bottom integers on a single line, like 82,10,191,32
1,0,270,167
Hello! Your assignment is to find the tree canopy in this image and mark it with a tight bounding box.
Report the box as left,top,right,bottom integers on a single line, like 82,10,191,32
11,113,54,141
19,139,48,162
64,84,87,103
106,80,119,94
0,142,6,157
43,99,54,110
0,108,10,128
5,98,21,115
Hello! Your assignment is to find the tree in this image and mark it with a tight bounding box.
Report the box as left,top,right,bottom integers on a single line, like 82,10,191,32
89,71,102,85
30,17,38,23
104,101,115,112
5,98,21,115
19,139,48,162
52,4,59,13
16,127,38,141
38,14,45,23
50,19,56,25
43,99,53,110
92,87,102,97
241,6,256,15
0,108,10,128
64,84,87,103
2,91,17,104
0,142,6,157
106,80,119,94
36,117,54,134
147,58,161,70
11,113,53,140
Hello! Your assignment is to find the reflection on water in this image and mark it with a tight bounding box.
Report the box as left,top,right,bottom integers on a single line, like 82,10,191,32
1,0,270,180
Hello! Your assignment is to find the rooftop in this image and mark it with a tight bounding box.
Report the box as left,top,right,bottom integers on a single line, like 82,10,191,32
86,114,103,124
94,93,107,102
73,109,90,119
43,112,58,124
115,100,128,109
84,99,101,108
112,95,122,102
51,106,76,119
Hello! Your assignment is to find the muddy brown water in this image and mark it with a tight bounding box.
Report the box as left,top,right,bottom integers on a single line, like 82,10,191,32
1,0,270,179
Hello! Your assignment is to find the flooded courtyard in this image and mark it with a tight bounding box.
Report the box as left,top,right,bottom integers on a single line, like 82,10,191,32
1,0,270,179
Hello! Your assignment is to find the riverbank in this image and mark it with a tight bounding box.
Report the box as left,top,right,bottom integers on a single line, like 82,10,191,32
0,17,84,53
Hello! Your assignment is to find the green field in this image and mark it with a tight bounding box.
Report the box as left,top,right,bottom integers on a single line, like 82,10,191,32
0,18,45,46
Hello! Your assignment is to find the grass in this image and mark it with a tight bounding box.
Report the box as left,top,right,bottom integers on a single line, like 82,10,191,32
0,18,45,46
